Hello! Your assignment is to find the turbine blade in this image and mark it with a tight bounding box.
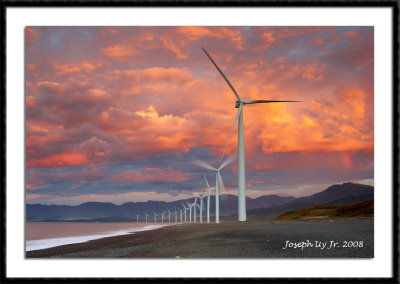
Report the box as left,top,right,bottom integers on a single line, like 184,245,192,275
192,159,216,171
246,100,301,104
202,47,242,102
217,172,224,192
204,175,210,189
220,104,243,162
219,154,236,170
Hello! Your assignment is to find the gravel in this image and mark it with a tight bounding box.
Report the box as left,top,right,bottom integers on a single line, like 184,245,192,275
26,218,373,258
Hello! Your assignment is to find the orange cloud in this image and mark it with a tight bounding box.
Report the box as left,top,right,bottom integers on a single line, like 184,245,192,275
28,152,88,168
177,26,212,38
101,45,137,58
26,27,38,40
100,27,120,36
53,62,100,75
111,167,192,182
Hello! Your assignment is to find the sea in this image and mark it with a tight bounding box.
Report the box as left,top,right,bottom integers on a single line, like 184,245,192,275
26,222,166,252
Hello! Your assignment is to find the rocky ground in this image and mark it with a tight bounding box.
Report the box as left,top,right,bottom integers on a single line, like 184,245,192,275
26,218,373,258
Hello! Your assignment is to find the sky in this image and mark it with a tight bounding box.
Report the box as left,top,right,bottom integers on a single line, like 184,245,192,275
25,26,374,205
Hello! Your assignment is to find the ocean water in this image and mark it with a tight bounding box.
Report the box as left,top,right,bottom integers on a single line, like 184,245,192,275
26,222,166,252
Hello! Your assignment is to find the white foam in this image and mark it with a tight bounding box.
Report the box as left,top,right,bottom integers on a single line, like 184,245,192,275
26,224,166,252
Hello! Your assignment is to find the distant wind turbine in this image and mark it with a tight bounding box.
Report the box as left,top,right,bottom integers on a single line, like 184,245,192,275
161,211,166,223
182,204,188,223
179,209,183,223
193,155,235,223
136,214,140,223
144,212,149,223
187,202,194,223
154,212,157,223
203,176,215,223
167,209,171,223
197,193,207,223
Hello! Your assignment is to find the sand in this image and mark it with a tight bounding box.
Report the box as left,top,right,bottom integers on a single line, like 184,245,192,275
26,219,373,258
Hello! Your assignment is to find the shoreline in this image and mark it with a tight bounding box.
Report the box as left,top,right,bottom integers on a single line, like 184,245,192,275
26,223,169,252
26,219,373,258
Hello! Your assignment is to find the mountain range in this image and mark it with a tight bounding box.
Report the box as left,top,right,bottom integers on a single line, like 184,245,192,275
26,182,373,222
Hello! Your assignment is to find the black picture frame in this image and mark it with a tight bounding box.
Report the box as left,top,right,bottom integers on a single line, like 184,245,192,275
1,0,399,283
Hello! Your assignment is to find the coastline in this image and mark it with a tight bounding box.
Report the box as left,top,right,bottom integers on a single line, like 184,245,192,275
26,219,373,258
26,223,168,252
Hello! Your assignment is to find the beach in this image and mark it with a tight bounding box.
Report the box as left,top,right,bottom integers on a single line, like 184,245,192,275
26,219,373,258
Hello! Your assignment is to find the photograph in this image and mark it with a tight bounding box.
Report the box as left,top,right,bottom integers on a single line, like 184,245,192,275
25,26,374,259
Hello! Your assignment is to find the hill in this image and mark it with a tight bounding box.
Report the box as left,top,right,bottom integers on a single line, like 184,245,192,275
26,182,373,222
26,194,295,222
243,182,373,220
275,198,374,220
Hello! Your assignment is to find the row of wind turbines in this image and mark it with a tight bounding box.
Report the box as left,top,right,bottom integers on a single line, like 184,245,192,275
135,176,217,224
136,48,299,223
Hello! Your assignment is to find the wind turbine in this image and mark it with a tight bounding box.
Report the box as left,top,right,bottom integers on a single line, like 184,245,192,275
193,155,235,223
179,209,183,223
174,208,178,223
144,212,149,223
192,197,198,223
136,214,140,223
167,209,171,223
154,212,157,223
182,204,188,223
202,47,300,221
187,202,193,223
197,193,207,223
161,211,166,223
203,176,215,223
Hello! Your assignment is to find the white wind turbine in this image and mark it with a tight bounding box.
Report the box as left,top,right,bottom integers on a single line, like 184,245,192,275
174,208,178,223
202,47,300,221
182,204,188,223
187,202,194,223
179,209,183,223
161,211,166,223
193,155,235,223
192,197,199,223
136,214,140,223
144,212,149,223
167,209,172,223
154,212,157,223
203,176,215,223
197,193,207,223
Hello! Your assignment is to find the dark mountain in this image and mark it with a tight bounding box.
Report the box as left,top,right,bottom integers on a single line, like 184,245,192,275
293,182,373,205
26,194,294,222
244,182,373,220
26,182,373,222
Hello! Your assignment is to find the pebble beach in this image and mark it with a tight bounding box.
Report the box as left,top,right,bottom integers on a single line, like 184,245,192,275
26,219,373,258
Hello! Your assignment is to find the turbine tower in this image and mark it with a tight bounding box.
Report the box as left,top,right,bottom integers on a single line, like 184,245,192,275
182,204,188,223
198,194,207,223
154,212,157,223
192,197,198,223
136,214,140,223
187,202,193,223
193,155,235,223
144,212,149,223
174,207,178,223
179,209,183,223
202,47,300,221
167,209,171,223
203,176,215,223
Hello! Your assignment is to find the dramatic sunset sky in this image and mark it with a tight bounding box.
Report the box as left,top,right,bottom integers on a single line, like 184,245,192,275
25,26,374,205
